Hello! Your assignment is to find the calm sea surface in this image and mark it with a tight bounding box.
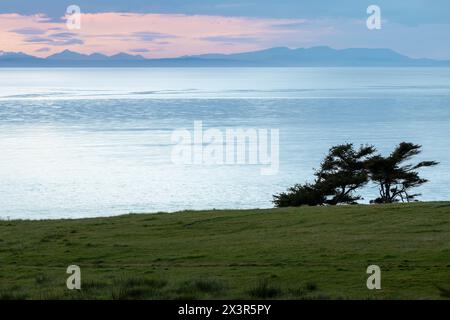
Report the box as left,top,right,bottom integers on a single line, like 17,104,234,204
1,68,449,219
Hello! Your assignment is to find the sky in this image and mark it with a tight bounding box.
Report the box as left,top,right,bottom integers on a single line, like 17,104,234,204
0,0,449,59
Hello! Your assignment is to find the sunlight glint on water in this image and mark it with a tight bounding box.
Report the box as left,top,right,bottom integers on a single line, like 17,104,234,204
0,67,449,219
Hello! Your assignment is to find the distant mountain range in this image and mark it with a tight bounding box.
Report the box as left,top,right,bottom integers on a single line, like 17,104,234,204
1,47,449,67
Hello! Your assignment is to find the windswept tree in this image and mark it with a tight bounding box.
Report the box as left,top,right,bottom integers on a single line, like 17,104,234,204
315,144,376,205
366,142,438,203
273,143,375,207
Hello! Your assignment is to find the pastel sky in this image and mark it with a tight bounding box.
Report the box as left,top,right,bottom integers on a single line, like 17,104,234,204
1,0,449,59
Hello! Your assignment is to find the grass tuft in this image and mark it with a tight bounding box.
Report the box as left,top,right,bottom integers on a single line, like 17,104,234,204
248,279,281,299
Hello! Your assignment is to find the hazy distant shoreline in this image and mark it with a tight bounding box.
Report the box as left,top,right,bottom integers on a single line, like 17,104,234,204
2,46,450,68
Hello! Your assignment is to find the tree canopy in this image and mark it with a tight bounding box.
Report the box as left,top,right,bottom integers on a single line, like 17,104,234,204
315,144,376,205
366,142,438,203
273,142,438,207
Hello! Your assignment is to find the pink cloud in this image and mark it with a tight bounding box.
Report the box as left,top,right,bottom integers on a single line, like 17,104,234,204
0,12,317,58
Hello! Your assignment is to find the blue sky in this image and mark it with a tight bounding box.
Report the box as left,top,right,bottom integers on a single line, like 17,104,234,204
1,0,449,59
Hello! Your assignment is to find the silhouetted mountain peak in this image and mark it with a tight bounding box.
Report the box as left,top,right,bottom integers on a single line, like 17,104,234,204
109,53,146,60
0,47,448,67
47,50,89,60
87,53,109,60
0,51,37,59
46,50,146,61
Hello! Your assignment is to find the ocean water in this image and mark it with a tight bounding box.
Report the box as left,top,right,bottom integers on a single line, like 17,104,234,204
0,67,449,219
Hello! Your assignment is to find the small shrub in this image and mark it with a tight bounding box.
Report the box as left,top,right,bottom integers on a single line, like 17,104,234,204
273,184,325,207
288,287,306,298
248,279,281,299
305,282,318,292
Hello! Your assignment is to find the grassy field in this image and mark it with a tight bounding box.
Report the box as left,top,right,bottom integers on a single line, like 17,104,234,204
0,202,449,300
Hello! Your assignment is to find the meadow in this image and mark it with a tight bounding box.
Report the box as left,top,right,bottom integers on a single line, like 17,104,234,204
1,202,449,299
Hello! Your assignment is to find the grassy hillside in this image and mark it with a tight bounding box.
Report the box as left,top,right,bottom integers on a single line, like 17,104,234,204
0,202,449,300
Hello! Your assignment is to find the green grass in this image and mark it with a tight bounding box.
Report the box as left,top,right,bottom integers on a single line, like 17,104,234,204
0,202,450,299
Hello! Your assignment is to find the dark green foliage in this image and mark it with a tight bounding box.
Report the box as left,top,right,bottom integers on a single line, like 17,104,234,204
315,144,376,205
367,142,438,203
248,279,281,299
274,142,438,207
273,183,326,207
273,143,375,207
305,281,318,291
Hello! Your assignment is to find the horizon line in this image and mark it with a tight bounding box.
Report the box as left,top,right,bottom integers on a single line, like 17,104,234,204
2,45,446,61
